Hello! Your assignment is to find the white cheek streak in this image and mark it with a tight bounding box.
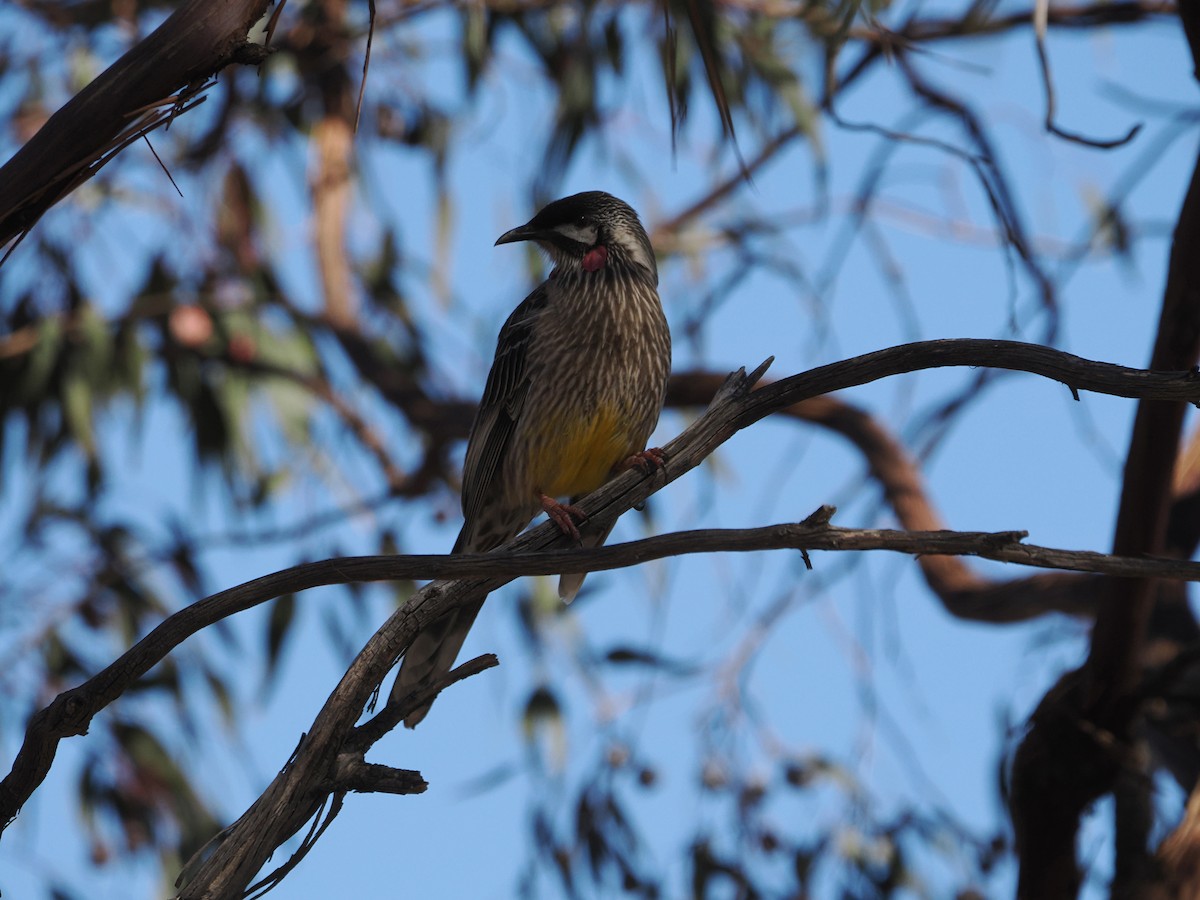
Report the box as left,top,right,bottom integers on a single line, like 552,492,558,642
611,232,657,281
553,223,599,246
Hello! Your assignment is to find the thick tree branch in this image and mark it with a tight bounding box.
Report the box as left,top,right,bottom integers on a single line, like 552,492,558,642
1089,144,1200,717
1090,0,1200,726
4,339,1199,894
0,0,274,252
186,341,1197,897
1012,6,1200,896
11,524,1192,840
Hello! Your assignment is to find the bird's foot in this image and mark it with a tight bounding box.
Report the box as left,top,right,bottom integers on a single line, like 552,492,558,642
540,493,586,542
615,447,667,475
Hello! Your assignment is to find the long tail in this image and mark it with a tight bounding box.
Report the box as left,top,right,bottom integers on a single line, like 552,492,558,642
557,521,616,602
390,528,482,728
392,514,611,724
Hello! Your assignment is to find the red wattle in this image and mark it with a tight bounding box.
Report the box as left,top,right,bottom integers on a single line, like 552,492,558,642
582,245,608,272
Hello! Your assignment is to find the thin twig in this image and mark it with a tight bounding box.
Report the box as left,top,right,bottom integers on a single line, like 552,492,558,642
141,135,183,197
354,0,375,132
1033,0,1141,149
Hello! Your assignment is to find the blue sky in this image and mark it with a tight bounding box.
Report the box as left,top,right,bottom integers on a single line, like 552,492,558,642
1,3,1197,898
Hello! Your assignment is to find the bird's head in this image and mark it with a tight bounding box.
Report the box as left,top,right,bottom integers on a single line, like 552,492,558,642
495,191,658,286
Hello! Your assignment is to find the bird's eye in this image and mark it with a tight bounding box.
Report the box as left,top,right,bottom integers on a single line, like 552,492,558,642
575,216,589,227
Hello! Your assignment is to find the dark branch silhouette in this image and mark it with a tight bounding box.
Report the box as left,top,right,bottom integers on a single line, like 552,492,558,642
0,0,274,251
0,339,1196,895
1009,3,1200,895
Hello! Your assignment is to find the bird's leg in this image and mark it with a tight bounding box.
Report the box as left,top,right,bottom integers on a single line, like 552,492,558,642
540,493,586,542
614,447,667,475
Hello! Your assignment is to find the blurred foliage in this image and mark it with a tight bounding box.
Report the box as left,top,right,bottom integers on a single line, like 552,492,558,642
0,0,1186,896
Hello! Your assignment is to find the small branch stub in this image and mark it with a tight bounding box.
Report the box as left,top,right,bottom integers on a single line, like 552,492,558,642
332,758,427,796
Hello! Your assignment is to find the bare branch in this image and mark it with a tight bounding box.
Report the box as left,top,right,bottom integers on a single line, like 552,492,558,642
4,339,1199,894
1032,9,1141,149
1012,6,1200,894
1090,76,1200,715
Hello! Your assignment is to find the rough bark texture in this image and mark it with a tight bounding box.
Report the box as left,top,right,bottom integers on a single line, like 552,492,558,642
0,0,273,248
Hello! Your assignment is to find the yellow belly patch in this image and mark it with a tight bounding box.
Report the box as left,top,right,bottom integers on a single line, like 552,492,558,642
530,405,634,499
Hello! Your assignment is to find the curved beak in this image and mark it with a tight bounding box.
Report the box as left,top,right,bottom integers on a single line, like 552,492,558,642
495,223,540,246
